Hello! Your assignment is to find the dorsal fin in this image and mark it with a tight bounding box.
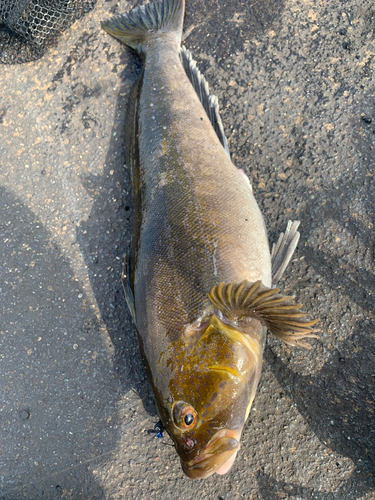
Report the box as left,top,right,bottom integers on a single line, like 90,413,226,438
179,46,230,158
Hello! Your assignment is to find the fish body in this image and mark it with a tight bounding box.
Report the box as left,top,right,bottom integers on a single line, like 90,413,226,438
102,0,318,479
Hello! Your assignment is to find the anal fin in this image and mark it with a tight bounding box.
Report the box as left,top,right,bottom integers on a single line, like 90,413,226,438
208,280,319,349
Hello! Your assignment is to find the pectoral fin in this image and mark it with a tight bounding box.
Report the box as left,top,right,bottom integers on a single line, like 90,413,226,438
208,280,319,349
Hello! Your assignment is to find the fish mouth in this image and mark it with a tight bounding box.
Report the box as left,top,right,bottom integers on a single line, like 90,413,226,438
181,429,241,479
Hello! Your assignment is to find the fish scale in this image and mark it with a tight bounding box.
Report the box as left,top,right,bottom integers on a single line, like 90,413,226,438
102,0,318,480
135,46,270,346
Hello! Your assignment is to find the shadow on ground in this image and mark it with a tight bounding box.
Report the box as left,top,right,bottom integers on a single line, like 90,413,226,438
261,112,375,497
264,320,375,497
77,47,157,417
256,468,372,500
0,188,118,499
184,0,285,66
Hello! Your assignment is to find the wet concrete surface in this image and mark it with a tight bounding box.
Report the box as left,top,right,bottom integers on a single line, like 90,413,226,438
0,0,374,498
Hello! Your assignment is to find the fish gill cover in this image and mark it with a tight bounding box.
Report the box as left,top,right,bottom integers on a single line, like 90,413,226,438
0,0,96,64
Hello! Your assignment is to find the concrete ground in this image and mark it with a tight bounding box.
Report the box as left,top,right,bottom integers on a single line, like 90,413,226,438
0,0,374,498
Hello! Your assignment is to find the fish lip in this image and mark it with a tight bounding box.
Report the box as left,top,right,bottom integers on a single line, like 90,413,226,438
181,429,241,479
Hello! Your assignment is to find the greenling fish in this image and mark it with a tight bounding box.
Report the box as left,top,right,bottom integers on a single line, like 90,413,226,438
102,0,319,479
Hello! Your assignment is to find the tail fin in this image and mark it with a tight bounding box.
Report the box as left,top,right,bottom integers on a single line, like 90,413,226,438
101,0,185,54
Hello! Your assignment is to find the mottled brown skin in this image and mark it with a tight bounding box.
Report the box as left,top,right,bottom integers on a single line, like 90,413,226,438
130,35,271,472
103,0,272,478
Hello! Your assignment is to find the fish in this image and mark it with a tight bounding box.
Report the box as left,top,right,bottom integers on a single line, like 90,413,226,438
101,0,319,480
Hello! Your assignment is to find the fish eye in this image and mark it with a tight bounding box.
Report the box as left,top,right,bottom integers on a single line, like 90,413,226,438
184,413,194,426
173,401,198,430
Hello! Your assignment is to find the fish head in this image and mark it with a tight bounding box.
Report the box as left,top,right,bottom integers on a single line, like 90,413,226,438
159,314,264,479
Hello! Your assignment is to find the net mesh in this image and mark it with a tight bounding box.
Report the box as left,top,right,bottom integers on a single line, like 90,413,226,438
0,0,96,64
